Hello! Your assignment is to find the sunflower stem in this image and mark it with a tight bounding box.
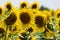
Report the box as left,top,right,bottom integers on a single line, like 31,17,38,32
4,25,9,40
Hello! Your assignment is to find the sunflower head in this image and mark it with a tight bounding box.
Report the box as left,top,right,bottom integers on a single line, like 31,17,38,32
35,16,45,27
43,10,51,17
46,31,55,39
0,7,2,14
33,11,46,32
57,13,60,18
56,9,60,18
4,12,17,25
0,7,5,16
20,2,28,8
57,20,60,30
0,27,5,38
5,2,12,10
32,9,39,14
19,8,34,29
35,11,46,28
43,10,52,22
50,9,55,16
43,28,55,39
20,12,30,24
30,2,40,10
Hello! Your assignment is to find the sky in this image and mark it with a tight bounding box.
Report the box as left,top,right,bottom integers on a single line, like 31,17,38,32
0,0,60,10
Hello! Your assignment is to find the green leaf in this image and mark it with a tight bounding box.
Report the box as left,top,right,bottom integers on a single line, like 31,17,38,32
47,22,54,31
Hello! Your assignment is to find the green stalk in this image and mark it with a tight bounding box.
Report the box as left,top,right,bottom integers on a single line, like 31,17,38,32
4,25,9,40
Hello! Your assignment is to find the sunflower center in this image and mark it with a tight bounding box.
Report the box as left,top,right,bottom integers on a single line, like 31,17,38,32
6,4,11,10
21,3,26,8
35,16,44,27
27,27,33,32
59,23,60,26
57,13,60,18
0,28,5,38
0,8,2,14
32,4,37,9
5,13,17,25
58,21,60,27
20,12,30,24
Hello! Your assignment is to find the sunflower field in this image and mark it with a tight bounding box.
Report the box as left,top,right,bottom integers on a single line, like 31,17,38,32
0,1,60,40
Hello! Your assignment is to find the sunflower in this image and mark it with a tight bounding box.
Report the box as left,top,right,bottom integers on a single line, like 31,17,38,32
43,10,52,22
43,28,55,39
55,9,60,18
33,11,47,32
0,22,10,39
43,32,55,39
20,2,28,8
32,9,39,14
0,26,5,38
49,9,55,16
0,7,4,16
56,20,60,31
0,7,12,23
18,8,34,30
4,12,17,25
30,2,40,10
4,8,21,34
4,7,17,25
5,2,13,10
58,20,60,27
43,22,56,39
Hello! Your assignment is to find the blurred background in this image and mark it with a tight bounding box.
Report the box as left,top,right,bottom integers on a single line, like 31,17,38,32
0,0,60,10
